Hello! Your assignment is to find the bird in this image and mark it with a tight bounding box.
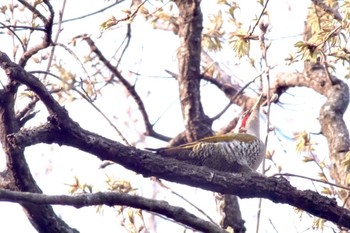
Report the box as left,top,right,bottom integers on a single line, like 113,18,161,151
147,96,265,173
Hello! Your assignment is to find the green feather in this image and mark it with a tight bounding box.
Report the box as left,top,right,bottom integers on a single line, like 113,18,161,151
158,133,257,152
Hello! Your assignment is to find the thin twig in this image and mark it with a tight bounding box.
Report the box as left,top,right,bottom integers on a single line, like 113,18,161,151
308,150,335,194
16,95,39,124
18,0,54,67
211,73,264,121
0,23,26,53
42,0,66,82
274,173,350,192
17,0,48,24
256,6,272,232
153,178,217,225
53,42,97,101
61,1,123,24
268,219,279,233
82,36,170,142
0,25,46,32
29,70,130,145
249,0,270,37
115,24,131,69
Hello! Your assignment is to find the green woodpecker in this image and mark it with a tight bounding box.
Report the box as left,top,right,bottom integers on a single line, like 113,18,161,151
148,96,265,173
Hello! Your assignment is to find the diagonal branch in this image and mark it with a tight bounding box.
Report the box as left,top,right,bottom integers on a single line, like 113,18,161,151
81,36,171,142
18,0,54,67
0,189,227,233
311,0,342,21
0,54,77,232
2,50,350,230
273,70,350,209
17,0,49,25
6,120,350,230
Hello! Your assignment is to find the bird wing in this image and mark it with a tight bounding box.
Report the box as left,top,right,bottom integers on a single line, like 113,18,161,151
196,133,257,143
163,133,258,151
146,133,262,172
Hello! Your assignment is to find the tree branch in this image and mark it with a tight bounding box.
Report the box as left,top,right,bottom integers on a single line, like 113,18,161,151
174,0,212,141
6,120,350,229
219,194,245,233
81,36,171,142
311,0,342,21
0,189,227,233
18,0,54,67
0,52,78,232
4,50,350,230
273,70,350,209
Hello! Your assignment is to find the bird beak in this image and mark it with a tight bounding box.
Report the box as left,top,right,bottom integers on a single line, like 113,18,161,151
252,94,263,110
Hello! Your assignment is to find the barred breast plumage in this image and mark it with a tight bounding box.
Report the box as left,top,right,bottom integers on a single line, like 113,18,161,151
147,95,265,173
150,134,265,173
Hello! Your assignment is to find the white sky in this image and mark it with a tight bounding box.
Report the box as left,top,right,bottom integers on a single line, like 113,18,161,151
0,0,349,232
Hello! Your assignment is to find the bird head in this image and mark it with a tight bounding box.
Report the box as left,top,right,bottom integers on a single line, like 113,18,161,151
237,95,263,138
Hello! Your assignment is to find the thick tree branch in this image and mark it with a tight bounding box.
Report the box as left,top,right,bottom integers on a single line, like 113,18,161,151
174,0,212,141
6,121,350,229
5,50,350,230
219,194,245,233
0,189,227,233
273,70,350,209
0,53,77,232
166,70,257,137
202,68,262,232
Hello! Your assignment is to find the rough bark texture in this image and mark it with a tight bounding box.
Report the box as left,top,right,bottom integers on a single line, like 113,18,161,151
299,2,350,209
319,81,350,207
0,56,78,232
274,3,349,206
1,1,349,232
174,0,212,142
0,189,228,233
2,51,350,230
220,194,245,233
273,70,350,209
7,122,350,229
173,1,246,231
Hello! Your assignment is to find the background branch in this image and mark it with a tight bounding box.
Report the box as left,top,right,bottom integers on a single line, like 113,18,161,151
0,189,227,233
82,36,171,142
273,69,350,209
18,0,54,67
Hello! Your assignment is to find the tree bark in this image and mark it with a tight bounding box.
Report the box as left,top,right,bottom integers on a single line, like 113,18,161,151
0,56,78,232
174,0,212,142
272,70,350,209
1,50,348,230
173,1,246,231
